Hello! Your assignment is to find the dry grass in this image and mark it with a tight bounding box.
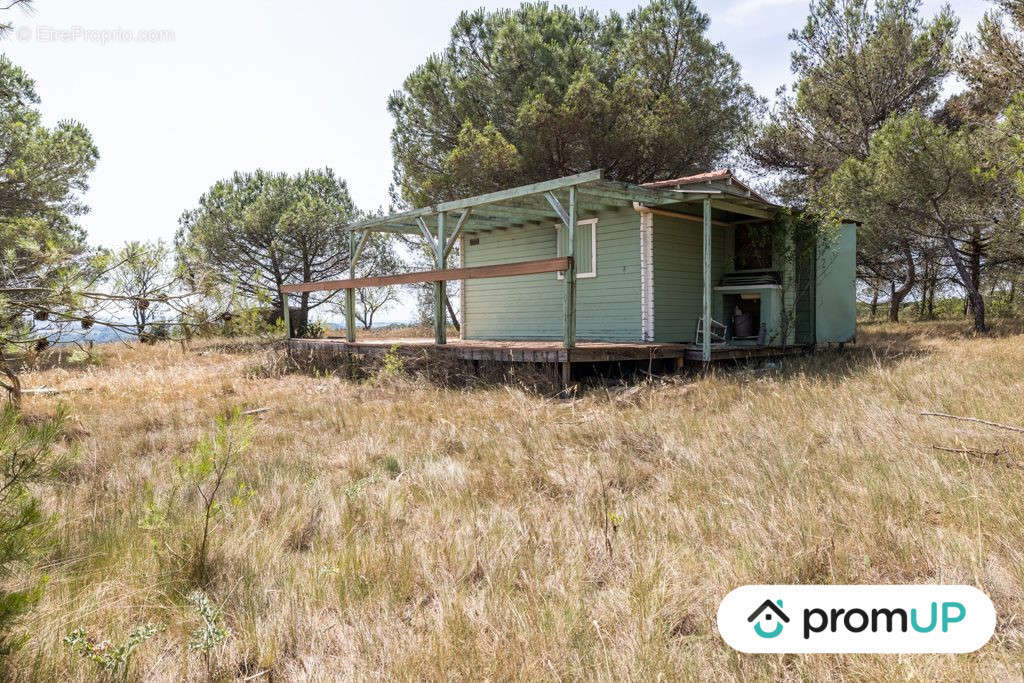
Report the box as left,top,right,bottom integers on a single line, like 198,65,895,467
8,320,1024,680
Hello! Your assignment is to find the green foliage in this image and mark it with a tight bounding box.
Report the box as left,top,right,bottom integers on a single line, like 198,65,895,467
176,409,254,583
186,591,231,653
142,409,255,585
63,624,159,680
175,168,359,324
821,112,991,232
0,406,68,655
221,304,281,338
302,320,326,339
817,110,1018,331
111,240,174,338
187,590,231,675
749,0,957,200
958,0,1024,118
0,56,99,355
747,209,834,345
389,0,759,204
381,344,405,377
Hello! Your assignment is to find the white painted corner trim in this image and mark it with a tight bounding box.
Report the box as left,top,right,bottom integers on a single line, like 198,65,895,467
640,210,654,341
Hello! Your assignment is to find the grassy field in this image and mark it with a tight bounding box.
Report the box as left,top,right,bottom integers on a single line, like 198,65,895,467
7,320,1024,680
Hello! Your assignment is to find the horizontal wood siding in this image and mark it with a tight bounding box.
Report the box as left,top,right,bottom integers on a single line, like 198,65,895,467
463,208,642,341
651,215,732,343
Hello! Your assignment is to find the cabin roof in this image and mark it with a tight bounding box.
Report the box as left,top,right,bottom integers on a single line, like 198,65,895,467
643,168,772,205
345,169,778,237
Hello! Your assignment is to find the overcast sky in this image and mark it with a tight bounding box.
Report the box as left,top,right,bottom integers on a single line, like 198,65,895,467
7,0,989,323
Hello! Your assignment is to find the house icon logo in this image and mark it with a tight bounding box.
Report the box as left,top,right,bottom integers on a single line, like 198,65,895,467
748,599,789,638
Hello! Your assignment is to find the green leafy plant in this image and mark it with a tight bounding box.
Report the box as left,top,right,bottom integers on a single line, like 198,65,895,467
141,410,255,585
302,319,327,339
63,624,159,680
175,409,254,583
187,591,231,675
381,344,404,376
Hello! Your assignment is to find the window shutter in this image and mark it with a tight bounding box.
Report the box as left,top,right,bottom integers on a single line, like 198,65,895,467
555,221,596,278
575,223,593,275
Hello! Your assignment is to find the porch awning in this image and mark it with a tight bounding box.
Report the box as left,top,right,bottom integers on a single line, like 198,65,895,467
342,169,777,238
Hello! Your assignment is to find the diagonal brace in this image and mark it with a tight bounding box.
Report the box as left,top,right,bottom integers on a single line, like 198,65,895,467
442,208,473,260
545,191,571,227
416,217,437,257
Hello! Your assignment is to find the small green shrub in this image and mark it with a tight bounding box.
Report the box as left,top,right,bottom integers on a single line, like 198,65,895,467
381,344,404,376
302,320,327,339
140,409,255,586
187,591,231,675
63,624,158,680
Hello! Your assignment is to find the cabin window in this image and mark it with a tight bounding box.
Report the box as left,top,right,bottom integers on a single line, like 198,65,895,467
734,224,773,271
555,218,597,279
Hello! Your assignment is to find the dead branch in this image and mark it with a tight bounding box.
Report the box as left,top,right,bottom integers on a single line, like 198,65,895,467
21,386,93,396
240,407,270,416
931,444,1024,469
919,412,1024,434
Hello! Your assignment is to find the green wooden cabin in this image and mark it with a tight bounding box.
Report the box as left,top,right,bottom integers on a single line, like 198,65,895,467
458,170,857,350
286,169,857,363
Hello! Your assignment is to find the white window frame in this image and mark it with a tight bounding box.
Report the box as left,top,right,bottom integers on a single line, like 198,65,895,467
555,218,597,279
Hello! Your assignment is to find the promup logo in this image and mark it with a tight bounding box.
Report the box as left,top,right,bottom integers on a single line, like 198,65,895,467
718,585,996,653
748,599,789,638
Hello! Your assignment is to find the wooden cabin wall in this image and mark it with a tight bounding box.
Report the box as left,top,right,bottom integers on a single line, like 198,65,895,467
650,215,732,343
461,206,643,341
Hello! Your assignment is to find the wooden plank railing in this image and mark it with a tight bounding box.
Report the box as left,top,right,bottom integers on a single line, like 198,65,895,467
281,257,571,293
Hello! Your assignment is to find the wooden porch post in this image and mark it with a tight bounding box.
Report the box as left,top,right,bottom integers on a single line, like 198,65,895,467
346,231,356,342
281,290,290,340
563,186,577,349
702,197,712,363
435,212,447,345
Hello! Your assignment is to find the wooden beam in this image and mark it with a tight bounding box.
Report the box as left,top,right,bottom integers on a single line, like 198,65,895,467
443,208,472,259
713,199,774,219
633,203,730,228
352,229,370,265
545,191,571,226
281,257,572,293
344,169,604,232
463,203,555,221
578,181,717,206
416,217,436,256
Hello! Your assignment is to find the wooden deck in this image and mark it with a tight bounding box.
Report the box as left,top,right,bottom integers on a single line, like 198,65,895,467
288,337,807,365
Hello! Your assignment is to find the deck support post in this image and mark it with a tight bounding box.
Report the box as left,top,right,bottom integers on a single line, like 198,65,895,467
281,290,290,341
702,197,712,363
346,231,357,342
435,212,447,345
345,229,371,342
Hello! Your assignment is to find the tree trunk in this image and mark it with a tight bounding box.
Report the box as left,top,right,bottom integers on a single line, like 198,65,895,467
0,355,21,409
888,242,916,323
927,277,935,319
943,235,986,333
917,261,930,318
444,291,460,333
